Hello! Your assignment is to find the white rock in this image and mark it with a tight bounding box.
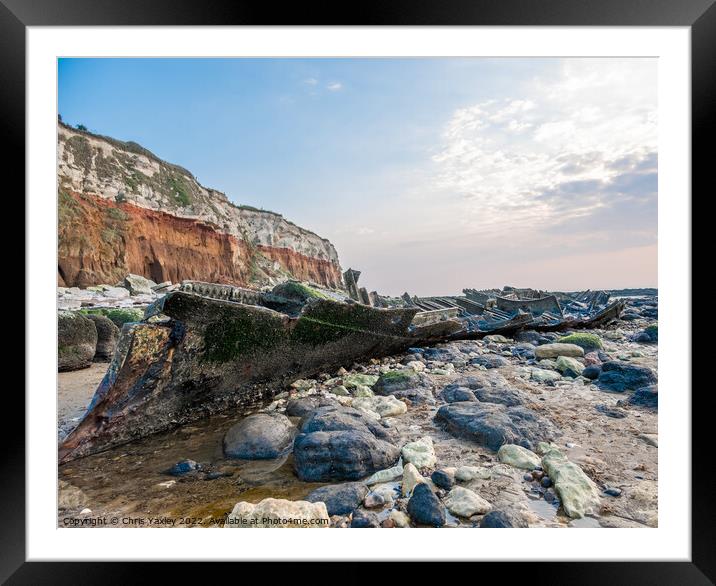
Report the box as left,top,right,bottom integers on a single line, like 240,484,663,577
455,466,492,481
388,510,411,528
353,385,374,397
401,462,426,496
401,436,437,469
365,461,403,485
531,368,562,383
534,343,585,359
353,395,407,418
497,444,542,470
225,498,329,528
444,486,492,517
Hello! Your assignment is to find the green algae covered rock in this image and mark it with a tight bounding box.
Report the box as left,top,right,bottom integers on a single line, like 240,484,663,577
58,311,97,371
557,333,603,351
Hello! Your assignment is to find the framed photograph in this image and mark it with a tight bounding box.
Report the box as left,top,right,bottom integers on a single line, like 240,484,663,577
10,0,708,579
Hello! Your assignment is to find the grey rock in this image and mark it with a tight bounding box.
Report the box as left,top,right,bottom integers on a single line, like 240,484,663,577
223,413,295,459
293,429,400,482
305,482,368,516
622,385,658,409
441,385,478,403
351,509,381,528
597,361,657,392
431,469,455,490
165,459,200,476
470,355,508,369
122,273,156,295
285,396,336,417
58,311,97,371
435,401,558,452
480,509,528,528
407,483,446,527
86,314,120,361
582,365,602,380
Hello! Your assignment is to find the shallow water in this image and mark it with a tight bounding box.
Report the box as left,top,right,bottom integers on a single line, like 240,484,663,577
59,410,326,527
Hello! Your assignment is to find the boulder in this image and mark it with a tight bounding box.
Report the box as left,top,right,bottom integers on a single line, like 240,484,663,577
294,429,400,483
293,428,400,482
555,356,585,377
436,402,558,452
401,436,437,469
541,448,601,519
480,509,528,528
225,498,329,528
122,273,156,295
305,482,368,516
443,486,492,517
223,413,295,459
407,483,446,527
86,314,120,361
58,311,97,371
285,396,337,418
597,361,658,392
472,386,523,407
497,444,541,470
534,343,585,359
298,405,396,443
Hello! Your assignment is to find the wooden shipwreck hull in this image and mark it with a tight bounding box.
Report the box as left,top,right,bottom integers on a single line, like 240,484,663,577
59,284,624,463
59,291,462,462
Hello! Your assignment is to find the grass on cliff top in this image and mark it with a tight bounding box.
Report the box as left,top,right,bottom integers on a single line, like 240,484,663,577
557,332,603,351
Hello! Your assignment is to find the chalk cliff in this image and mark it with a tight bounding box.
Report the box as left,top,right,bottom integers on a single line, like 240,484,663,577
57,123,343,289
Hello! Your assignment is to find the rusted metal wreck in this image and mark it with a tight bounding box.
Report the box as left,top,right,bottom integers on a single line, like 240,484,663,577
59,272,623,463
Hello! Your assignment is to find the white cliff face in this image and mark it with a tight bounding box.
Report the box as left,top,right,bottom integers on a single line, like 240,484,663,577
57,124,340,265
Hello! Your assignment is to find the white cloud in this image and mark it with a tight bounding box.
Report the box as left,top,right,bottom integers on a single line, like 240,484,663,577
326,81,343,91
430,58,657,236
303,77,318,86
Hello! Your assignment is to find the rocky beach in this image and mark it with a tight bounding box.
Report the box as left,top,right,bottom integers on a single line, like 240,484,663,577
58,284,657,529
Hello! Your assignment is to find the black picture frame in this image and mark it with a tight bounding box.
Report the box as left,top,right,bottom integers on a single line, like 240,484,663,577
7,0,707,581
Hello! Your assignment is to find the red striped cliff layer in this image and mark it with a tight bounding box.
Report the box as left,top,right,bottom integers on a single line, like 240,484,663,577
58,191,343,289
57,123,343,290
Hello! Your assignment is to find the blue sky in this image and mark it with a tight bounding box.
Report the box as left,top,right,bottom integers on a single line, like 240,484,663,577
58,58,657,296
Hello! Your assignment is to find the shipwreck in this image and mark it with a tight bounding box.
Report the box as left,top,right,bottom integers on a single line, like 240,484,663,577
59,270,624,463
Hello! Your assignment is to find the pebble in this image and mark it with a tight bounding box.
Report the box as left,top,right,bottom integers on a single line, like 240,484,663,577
363,492,386,508
540,476,552,488
604,487,622,497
